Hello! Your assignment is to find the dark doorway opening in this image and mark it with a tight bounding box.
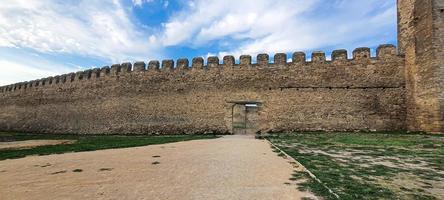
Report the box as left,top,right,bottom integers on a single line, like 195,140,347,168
228,101,261,135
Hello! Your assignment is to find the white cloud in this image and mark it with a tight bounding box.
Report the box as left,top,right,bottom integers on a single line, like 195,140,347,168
0,0,397,61
0,59,72,86
152,0,396,57
132,0,154,7
0,0,160,63
163,0,169,8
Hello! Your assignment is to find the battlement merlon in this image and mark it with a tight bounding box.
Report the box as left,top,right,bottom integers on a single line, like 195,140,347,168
177,58,189,70
134,62,146,72
192,57,204,69
148,60,160,71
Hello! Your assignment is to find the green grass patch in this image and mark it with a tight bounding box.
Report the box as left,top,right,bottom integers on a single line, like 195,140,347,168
0,132,218,161
267,132,444,200
293,171,338,200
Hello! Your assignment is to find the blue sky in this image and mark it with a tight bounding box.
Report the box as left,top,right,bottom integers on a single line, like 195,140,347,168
0,0,397,86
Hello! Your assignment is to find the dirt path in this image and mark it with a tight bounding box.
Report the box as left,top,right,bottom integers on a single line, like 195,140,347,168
0,135,317,200
0,140,76,150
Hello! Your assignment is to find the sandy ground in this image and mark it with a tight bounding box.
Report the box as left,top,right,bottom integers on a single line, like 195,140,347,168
0,140,76,150
0,135,317,200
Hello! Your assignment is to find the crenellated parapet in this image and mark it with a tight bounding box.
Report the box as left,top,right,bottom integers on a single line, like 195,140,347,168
0,44,401,94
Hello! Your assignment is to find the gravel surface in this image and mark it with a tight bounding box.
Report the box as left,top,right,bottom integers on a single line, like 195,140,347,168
0,135,317,200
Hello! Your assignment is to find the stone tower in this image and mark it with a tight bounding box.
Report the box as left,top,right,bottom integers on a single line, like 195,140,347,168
398,0,444,133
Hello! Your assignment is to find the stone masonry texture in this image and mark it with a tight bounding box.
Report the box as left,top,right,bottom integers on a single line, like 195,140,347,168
398,0,444,133
0,0,442,134
0,47,406,134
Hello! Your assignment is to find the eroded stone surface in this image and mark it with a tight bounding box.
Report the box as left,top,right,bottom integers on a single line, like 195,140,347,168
398,0,444,133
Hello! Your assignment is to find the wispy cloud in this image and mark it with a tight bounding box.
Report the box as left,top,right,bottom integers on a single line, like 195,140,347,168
132,0,154,7
152,0,396,57
0,0,160,62
0,58,72,86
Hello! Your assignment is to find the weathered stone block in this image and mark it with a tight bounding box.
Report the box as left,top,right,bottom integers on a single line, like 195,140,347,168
240,55,251,65
274,53,287,65
353,47,371,60
223,56,235,66
91,68,101,79
312,51,326,63
207,56,219,68
192,57,204,69
161,60,174,71
110,64,121,76
177,58,189,70
257,54,269,66
148,60,160,70
332,49,348,62
121,62,132,73
377,44,397,59
292,52,306,64
134,62,146,72
100,66,110,77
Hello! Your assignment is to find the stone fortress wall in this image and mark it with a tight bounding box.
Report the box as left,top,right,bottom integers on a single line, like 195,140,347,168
0,0,442,134
0,46,406,134
398,0,444,133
